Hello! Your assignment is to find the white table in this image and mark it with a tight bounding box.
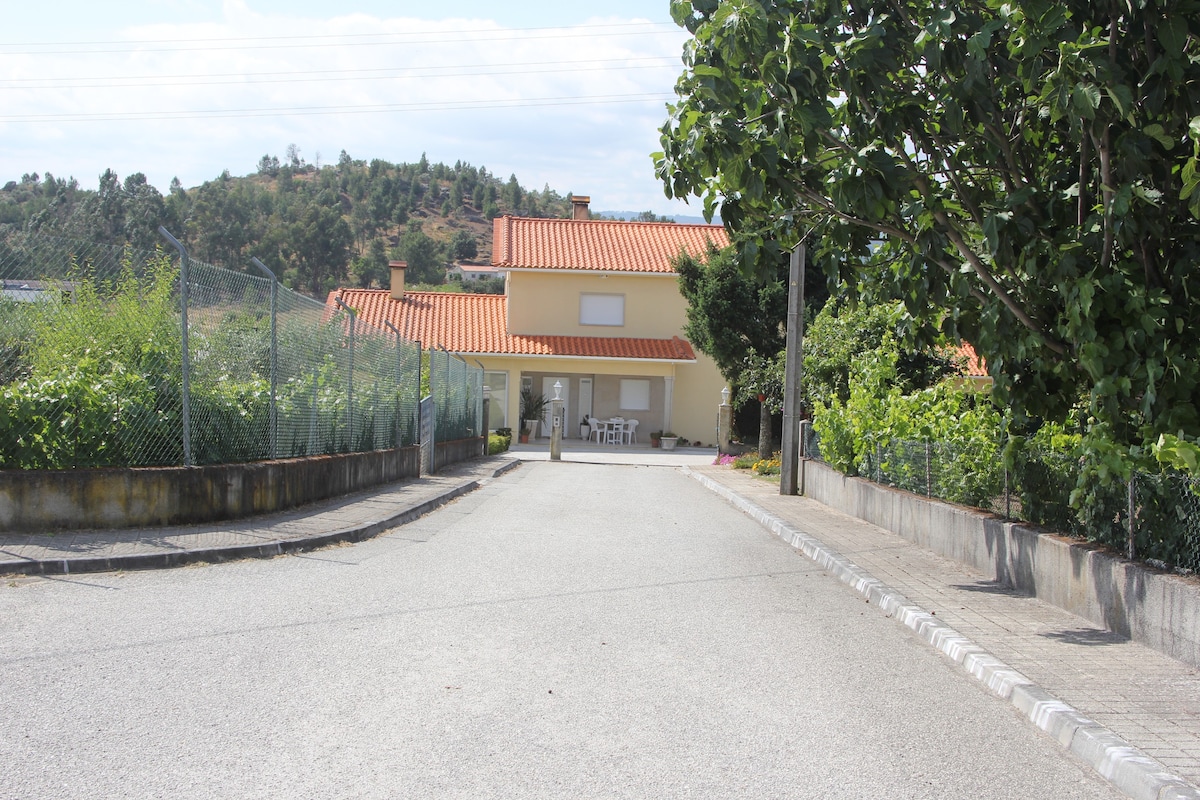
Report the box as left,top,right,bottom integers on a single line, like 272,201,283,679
604,418,627,445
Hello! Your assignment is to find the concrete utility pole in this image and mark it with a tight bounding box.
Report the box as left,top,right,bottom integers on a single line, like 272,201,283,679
550,381,563,461
780,243,806,496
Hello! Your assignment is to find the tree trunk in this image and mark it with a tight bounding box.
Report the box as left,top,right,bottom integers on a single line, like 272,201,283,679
758,401,773,460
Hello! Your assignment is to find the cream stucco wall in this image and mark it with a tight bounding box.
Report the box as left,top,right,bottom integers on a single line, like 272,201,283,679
668,350,728,447
505,271,687,339
470,353,726,443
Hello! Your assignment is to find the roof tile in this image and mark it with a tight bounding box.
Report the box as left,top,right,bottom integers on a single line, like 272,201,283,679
492,215,729,273
329,289,696,362
956,342,988,377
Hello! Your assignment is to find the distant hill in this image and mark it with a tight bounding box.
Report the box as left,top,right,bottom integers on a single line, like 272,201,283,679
0,153,722,299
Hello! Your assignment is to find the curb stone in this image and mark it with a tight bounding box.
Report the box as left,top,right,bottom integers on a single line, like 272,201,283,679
685,466,1200,800
0,458,521,577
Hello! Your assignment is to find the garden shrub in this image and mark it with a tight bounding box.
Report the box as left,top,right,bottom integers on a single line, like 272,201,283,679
814,332,1004,507
732,453,758,469
0,254,188,468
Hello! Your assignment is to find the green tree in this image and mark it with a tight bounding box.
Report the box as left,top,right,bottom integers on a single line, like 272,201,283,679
804,300,958,411
675,244,791,457
256,154,281,177
397,221,444,284
350,238,389,288
285,201,352,296
655,0,1200,475
450,230,478,261
120,173,166,252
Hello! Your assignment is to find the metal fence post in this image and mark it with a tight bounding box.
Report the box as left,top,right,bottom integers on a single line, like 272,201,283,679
158,227,192,466
1127,474,1137,560
383,321,403,448
925,439,932,497
1004,463,1011,520
250,257,278,459
481,385,491,454
416,340,423,448
309,371,319,454
335,297,356,451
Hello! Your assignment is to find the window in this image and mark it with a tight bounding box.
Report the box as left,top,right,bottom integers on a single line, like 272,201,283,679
619,379,651,411
484,371,508,430
580,293,625,326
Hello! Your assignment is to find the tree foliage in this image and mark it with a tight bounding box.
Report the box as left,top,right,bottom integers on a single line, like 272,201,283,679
675,243,796,456
674,243,790,382
655,0,1200,466
2,156,578,298
805,300,959,410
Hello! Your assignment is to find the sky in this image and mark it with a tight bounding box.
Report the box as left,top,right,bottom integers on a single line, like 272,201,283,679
1,1,707,218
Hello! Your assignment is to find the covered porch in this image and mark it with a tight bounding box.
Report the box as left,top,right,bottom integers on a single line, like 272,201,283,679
513,369,677,442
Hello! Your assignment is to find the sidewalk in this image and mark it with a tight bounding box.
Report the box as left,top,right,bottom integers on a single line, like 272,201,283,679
0,456,520,575
689,463,1200,800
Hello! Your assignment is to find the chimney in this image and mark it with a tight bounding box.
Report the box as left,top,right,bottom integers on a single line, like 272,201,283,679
389,260,407,300
571,195,591,221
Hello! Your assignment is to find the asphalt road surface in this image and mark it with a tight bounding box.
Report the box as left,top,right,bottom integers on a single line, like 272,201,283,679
0,462,1125,799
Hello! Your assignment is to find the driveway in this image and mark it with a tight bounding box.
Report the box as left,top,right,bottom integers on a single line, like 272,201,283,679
0,460,1122,799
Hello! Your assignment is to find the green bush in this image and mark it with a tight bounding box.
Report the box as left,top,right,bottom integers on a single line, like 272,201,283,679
732,453,758,469
814,332,1004,507
0,254,188,468
488,433,511,455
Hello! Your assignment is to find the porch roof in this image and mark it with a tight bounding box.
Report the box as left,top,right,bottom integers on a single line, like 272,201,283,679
328,288,697,362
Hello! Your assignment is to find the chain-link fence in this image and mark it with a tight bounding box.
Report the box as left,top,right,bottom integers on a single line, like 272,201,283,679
0,230,435,468
803,425,1200,573
428,347,484,443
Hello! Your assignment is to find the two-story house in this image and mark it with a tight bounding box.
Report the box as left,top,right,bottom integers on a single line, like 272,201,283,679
327,196,730,443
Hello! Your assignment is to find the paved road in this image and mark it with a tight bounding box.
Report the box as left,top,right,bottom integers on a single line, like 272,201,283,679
1,462,1124,799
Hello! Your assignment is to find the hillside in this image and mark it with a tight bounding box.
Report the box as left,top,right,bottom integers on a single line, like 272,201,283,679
0,150,691,298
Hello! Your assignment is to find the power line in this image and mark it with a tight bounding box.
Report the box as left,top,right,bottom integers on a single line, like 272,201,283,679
0,21,675,48
0,91,677,123
0,56,681,90
0,23,681,57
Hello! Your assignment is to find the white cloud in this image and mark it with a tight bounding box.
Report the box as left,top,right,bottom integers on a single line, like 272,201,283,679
0,2,701,216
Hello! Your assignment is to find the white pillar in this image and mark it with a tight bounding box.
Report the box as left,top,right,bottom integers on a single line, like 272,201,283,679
663,376,675,432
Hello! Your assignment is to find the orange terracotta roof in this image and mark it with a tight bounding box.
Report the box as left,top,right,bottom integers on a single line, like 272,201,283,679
328,289,697,362
492,215,730,273
955,342,988,377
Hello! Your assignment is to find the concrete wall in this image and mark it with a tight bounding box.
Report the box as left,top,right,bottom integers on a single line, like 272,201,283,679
671,351,726,447
434,437,485,472
0,447,421,533
506,271,685,338
803,459,1200,669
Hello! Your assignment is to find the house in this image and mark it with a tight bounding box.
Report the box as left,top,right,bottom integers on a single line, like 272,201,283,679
1,279,68,303
328,196,730,443
951,342,992,392
446,263,504,283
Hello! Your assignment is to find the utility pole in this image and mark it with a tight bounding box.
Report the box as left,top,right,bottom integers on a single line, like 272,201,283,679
780,243,806,496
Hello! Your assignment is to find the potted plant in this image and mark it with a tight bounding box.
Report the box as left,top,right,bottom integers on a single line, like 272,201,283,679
660,431,679,451
519,387,549,443
650,430,662,448
580,418,591,440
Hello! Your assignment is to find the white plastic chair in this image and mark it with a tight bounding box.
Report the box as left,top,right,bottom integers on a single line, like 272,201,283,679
588,417,604,443
606,418,625,445
622,419,639,445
